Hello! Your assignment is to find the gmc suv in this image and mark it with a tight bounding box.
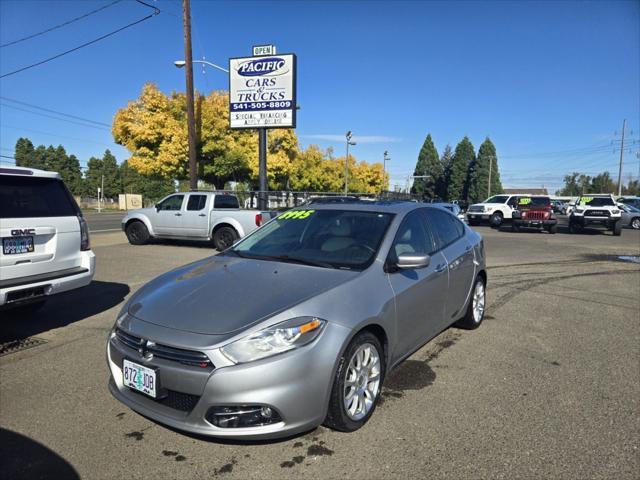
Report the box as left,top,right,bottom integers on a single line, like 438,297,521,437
0,167,95,311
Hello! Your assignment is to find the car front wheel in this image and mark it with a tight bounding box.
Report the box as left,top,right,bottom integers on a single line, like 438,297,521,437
490,211,503,228
324,331,385,432
125,221,150,245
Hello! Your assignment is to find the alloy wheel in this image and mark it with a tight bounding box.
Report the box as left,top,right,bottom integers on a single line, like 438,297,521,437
472,281,485,324
343,343,381,421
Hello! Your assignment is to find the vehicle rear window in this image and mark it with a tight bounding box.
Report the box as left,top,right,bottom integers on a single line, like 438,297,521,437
214,195,239,209
0,176,78,218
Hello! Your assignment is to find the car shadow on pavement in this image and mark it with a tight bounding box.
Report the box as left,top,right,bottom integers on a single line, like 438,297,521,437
0,281,129,344
0,428,80,480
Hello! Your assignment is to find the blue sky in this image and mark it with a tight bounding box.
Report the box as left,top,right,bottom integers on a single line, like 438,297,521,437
1,0,638,193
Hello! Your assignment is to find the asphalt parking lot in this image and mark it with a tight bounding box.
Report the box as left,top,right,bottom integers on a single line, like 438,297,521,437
1,225,639,479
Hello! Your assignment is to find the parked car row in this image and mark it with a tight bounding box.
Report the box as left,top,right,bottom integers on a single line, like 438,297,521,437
466,193,638,235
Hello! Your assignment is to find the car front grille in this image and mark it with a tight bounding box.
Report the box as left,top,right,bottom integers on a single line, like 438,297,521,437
115,328,213,368
522,211,547,220
585,210,609,217
130,388,200,412
468,206,484,213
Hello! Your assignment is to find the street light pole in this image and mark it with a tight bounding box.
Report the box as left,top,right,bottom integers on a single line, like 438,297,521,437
174,59,229,73
383,151,390,192
345,131,356,195
182,0,198,191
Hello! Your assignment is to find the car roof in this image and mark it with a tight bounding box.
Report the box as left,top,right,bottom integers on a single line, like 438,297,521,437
295,200,440,214
0,166,61,179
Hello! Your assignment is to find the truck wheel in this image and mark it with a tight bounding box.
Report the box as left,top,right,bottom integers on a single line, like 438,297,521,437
213,226,238,251
613,220,622,236
631,217,640,230
455,275,486,330
548,224,557,234
568,220,581,234
125,221,150,245
490,212,503,228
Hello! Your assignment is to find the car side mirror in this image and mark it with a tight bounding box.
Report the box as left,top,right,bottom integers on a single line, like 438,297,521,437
396,253,430,270
155,204,160,211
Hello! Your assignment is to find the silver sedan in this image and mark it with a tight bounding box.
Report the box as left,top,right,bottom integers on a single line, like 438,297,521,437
107,202,487,439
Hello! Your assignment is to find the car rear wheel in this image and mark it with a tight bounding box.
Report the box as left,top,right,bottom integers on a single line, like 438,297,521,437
631,218,640,230
490,211,503,228
125,221,150,245
212,226,238,251
455,275,486,330
324,331,384,432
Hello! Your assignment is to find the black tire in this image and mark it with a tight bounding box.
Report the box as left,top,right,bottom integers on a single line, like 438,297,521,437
612,220,622,236
324,331,385,432
455,275,486,330
631,217,640,230
568,219,581,234
548,224,557,234
489,211,503,228
212,226,239,251
125,221,150,245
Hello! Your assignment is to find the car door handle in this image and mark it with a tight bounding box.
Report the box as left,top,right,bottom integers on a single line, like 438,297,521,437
174,213,182,216
435,264,447,273
198,213,206,217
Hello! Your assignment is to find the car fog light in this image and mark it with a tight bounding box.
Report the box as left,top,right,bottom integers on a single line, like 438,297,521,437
206,405,282,428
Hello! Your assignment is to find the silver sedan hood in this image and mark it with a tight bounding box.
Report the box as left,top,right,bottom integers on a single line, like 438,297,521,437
127,255,358,335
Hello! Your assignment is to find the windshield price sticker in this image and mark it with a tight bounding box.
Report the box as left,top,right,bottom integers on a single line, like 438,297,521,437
518,198,532,205
580,197,593,205
229,54,296,129
278,210,315,220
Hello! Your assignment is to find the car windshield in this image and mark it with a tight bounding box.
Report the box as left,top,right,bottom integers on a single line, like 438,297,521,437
517,197,550,207
229,209,394,270
578,196,615,207
485,195,509,204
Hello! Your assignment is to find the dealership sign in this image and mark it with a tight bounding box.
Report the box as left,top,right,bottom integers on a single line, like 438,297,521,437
229,53,296,129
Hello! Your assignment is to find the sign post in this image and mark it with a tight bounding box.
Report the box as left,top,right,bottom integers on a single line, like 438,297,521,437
229,48,296,210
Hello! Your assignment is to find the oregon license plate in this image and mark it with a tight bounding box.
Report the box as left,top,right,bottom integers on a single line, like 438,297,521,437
123,359,156,398
2,236,34,255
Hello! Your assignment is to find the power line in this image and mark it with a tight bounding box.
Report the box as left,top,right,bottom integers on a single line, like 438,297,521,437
0,0,124,48
0,97,111,127
1,124,116,148
0,103,111,131
0,0,160,79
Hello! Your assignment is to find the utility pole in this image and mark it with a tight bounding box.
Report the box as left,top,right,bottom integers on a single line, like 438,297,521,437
382,151,390,193
258,130,267,209
182,0,198,191
345,131,355,195
616,119,626,196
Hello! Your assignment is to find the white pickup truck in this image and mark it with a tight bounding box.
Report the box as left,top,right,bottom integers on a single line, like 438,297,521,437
122,192,275,250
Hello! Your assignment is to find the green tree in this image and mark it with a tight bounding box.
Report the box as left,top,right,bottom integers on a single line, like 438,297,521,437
411,134,442,199
590,171,615,193
47,145,83,195
448,137,475,201
436,145,453,200
466,138,503,203
120,160,175,204
84,150,121,198
14,138,36,167
557,172,581,196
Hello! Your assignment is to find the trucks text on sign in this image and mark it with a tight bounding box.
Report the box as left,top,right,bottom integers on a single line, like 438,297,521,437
229,53,296,129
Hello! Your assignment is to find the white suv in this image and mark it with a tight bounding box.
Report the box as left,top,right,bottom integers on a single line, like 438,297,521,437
466,194,520,227
0,166,95,311
568,194,623,236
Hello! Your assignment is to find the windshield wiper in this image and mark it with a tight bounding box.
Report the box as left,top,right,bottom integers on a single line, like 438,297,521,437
269,255,336,269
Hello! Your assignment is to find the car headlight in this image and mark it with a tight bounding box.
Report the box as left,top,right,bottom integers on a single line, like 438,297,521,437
611,209,620,215
575,208,584,214
484,206,492,212
220,317,326,364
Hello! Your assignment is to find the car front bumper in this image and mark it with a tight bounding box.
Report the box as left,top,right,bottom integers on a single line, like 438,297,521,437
0,250,95,306
513,218,557,228
571,216,620,228
106,321,352,439
466,213,490,221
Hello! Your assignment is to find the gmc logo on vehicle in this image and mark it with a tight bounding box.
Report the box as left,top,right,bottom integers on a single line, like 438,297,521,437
11,229,35,236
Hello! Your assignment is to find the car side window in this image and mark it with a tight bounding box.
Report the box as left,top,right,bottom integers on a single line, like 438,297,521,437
158,195,184,211
214,195,240,209
507,196,519,208
187,194,207,211
424,209,462,250
388,211,432,262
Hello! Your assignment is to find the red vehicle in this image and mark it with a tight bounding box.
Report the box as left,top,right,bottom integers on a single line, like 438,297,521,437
511,196,557,233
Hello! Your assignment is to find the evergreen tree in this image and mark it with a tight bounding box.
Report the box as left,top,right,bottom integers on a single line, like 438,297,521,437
437,145,453,200
14,138,35,167
410,134,442,199
467,138,503,203
448,137,475,201
84,150,121,198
